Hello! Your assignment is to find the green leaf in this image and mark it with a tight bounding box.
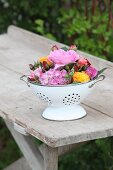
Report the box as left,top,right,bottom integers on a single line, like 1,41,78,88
72,82,80,85
34,61,40,69
94,67,107,79
69,72,74,77
61,46,68,51
97,67,108,76
65,63,74,70
65,74,69,79
82,65,88,71
65,65,70,71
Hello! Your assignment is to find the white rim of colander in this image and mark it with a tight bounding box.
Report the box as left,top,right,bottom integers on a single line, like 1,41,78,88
29,78,96,87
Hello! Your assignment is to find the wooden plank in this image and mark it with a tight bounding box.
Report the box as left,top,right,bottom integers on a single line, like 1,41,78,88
58,142,84,156
44,145,58,170
14,122,29,136
0,26,113,147
7,25,113,68
4,157,31,170
0,26,113,118
5,120,43,170
0,26,113,119
0,26,113,76
39,142,87,156
0,65,113,147
7,25,63,52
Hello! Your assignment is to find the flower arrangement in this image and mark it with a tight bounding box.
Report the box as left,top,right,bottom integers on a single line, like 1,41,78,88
28,45,106,86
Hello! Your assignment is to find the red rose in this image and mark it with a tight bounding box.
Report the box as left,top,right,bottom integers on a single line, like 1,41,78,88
69,45,77,51
51,45,59,51
78,58,90,67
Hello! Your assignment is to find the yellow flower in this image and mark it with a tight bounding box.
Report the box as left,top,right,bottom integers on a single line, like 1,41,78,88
73,71,90,83
39,56,52,65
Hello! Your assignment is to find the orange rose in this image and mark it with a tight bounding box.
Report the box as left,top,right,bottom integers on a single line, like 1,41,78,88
39,56,52,65
73,71,90,83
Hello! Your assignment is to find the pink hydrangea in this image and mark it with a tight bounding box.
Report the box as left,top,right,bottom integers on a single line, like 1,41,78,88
28,72,35,80
48,49,80,65
38,68,70,85
28,68,43,80
86,66,98,79
34,68,43,77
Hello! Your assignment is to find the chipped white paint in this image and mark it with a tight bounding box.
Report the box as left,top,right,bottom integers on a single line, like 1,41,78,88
14,122,29,136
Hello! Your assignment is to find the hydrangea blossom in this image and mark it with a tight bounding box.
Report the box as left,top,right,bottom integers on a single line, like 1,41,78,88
38,69,71,85
86,66,98,79
28,45,106,86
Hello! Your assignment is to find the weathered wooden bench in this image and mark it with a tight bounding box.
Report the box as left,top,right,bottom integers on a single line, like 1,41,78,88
0,26,113,170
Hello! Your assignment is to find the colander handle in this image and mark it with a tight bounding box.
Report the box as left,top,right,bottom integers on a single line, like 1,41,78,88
89,75,105,88
20,75,30,87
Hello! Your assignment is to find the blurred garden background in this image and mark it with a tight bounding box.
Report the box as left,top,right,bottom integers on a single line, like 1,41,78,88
0,0,113,169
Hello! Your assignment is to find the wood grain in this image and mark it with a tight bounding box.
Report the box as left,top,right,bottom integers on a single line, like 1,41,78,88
4,157,31,170
0,26,113,147
44,145,58,170
5,120,43,170
39,142,87,156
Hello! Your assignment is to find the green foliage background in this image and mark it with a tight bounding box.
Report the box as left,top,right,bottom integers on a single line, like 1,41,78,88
0,0,113,169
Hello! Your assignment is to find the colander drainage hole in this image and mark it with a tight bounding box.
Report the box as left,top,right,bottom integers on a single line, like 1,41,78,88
37,93,52,104
63,93,81,105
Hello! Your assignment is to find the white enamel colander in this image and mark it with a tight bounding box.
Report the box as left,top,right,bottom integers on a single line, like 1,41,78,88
21,75,105,121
